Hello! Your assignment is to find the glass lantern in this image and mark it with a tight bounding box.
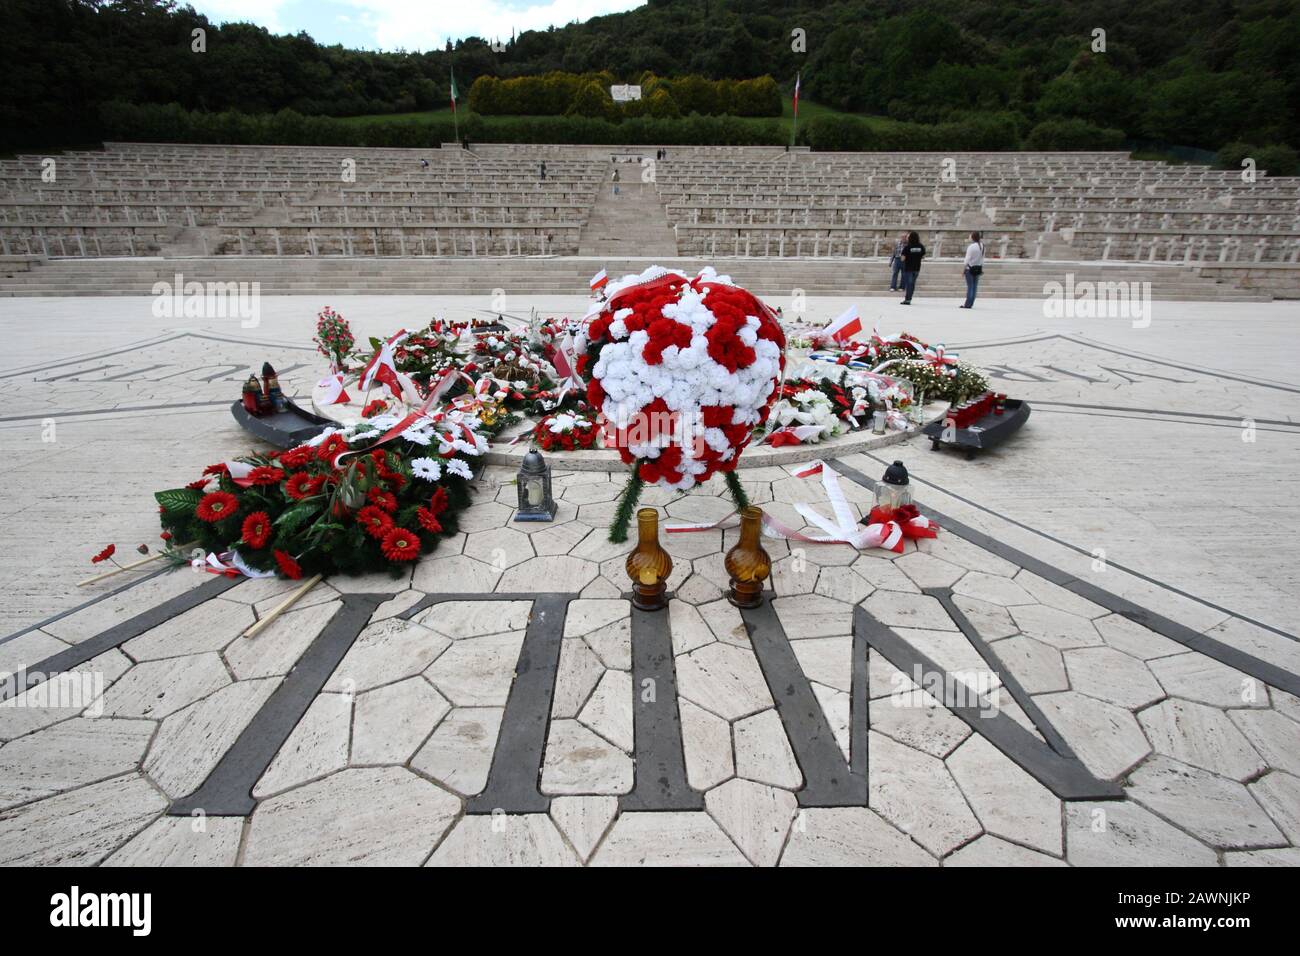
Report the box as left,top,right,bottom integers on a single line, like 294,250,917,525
514,449,556,522
875,460,913,512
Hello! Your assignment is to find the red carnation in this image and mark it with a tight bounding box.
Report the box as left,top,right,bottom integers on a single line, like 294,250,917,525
368,487,398,513
247,466,286,486
285,471,326,500
416,507,443,533
196,491,239,522
357,504,394,539
380,526,421,562
273,549,303,580
91,544,116,564
241,511,272,549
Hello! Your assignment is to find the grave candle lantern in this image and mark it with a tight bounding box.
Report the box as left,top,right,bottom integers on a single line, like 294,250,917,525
514,448,556,522
625,508,672,611
875,460,913,513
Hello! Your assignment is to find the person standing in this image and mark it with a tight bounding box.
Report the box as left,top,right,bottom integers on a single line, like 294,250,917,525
888,232,907,291
540,161,547,181
899,231,925,305
612,167,620,197
961,231,984,308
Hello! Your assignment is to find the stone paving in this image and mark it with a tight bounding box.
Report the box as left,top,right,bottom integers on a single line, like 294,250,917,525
0,293,1298,866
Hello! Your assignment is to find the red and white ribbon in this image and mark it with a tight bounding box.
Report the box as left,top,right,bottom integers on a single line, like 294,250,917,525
665,460,934,554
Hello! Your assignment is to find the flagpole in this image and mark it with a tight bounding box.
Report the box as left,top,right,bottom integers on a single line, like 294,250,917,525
790,72,800,148
450,66,460,144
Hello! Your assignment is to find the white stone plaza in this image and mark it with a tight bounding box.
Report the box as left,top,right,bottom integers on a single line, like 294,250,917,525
1,285,1297,867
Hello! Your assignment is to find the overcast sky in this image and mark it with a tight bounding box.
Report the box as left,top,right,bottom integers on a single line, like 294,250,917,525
186,0,647,52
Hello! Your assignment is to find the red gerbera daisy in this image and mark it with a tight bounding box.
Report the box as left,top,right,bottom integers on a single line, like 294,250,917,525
91,544,116,564
186,478,209,490
279,445,313,468
357,504,394,539
380,526,421,562
368,487,398,513
241,511,272,549
317,434,348,462
361,399,388,418
202,463,229,477
428,486,449,515
196,491,239,522
273,549,303,580
247,466,286,486
285,471,326,500
416,507,443,533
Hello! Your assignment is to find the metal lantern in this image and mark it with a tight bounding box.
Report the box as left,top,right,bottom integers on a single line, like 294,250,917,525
875,460,913,512
514,449,556,522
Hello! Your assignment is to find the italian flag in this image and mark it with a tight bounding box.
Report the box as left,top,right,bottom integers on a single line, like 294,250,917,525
450,68,458,112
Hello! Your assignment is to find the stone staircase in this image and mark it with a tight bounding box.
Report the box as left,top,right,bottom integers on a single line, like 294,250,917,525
0,255,1270,300
577,178,677,257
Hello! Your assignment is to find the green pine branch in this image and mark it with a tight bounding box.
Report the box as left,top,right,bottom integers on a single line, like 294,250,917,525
608,464,645,544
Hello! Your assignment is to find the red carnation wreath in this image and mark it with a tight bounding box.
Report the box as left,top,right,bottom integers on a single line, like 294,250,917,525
580,266,785,541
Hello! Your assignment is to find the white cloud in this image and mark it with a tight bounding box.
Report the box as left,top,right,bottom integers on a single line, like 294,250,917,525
190,0,646,52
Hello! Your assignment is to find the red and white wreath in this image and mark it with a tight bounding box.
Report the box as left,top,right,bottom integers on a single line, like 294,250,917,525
581,266,786,491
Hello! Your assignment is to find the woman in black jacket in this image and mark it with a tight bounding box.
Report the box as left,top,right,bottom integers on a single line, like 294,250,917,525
899,231,925,305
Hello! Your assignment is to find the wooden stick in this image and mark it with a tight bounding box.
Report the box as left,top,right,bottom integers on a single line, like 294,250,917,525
242,574,323,639
77,544,193,588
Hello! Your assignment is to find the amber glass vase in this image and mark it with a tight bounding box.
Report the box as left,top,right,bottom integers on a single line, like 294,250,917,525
625,508,673,611
725,507,771,608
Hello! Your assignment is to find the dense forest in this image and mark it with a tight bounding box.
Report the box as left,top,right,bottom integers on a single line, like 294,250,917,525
5,0,1298,158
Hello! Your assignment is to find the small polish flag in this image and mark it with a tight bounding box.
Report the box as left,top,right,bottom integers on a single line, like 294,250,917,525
821,305,862,343
360,329,410,399
589,268,608,291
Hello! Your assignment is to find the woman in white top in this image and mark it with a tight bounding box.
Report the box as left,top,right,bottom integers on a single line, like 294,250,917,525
961,231,984,309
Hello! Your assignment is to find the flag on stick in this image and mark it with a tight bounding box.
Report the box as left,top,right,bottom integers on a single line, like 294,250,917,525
820,305,862,343
589,268,608,291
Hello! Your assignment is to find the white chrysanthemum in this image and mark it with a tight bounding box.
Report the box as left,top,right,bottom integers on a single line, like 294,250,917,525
411,457,442,482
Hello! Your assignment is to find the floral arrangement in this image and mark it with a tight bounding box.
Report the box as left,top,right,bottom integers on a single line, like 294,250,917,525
769,382,848,443
884,359,987,402
156,411,494,579
580,265,785,540
313,307,355,372
533,409,600,452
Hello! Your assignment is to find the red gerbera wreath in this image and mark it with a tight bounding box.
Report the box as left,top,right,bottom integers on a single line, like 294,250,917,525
196,491,239,522
273,549,303,579
285,472,326,500
241,511,272,549
368,487,398,512
380,526,421,562
416,507,443,533
357,504,394,539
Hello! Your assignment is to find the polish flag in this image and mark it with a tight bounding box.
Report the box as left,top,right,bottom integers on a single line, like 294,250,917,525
316,371,351,406
360,329,409,399
793,72,801,117
589,268,608,291
820,305,862,343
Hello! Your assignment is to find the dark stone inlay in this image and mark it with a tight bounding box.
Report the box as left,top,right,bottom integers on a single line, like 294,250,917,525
0,575,242,703
620,595,704,812
830,456,1300,695
856,606,1123,800
169,593,389,817
457,592,579,815
927,587,1076,760
739,599,867,807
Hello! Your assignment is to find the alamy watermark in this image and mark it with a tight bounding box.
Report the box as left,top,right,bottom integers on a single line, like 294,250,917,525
1,669,104,716
1043,274,1151,328
151,272,260,328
